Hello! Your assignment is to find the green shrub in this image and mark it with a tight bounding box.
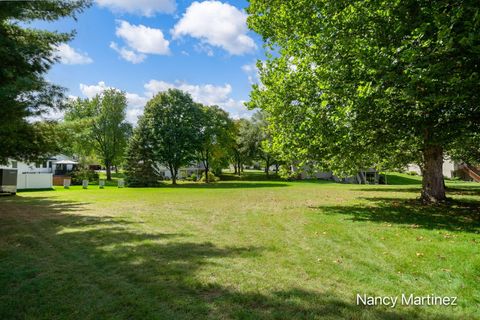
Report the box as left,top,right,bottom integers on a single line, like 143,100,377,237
200,171,219,183
406,171,419,176
70,168,99,185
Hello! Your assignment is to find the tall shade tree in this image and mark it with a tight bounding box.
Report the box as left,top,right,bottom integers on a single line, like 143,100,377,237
0,0,90,163
124,116,160,187
64,89,131,180
197,105,234,182
144,89,201,185
247,0,480,202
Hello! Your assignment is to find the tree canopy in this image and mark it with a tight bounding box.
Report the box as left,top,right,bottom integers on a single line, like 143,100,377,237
247,0,480,202
197,105,233,182
0,0,90,163
64,89,131,180
142,89,201,185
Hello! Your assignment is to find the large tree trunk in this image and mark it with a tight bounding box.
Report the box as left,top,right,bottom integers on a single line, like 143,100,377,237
106,161,112,181
204,151,210,183
170,166,177,185
421,145,446,203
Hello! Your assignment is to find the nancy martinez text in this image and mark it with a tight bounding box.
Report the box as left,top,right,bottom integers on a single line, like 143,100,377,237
356,294,457,308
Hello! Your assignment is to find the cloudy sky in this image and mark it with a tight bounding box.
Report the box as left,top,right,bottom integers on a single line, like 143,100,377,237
34,0,262,123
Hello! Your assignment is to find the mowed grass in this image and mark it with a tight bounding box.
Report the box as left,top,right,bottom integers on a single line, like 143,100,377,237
0,172,479,319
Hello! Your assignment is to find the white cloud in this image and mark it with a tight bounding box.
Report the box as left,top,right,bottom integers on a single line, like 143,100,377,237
144,80,251,117
115,20,170,55
79,81,111,98
54,43,93,65
79,81,148,123
77,79,252,124
172,1,256,55
96,0,176,16
125,92,148,108
242,62,259,84
110,42,146,64
194,43,214,56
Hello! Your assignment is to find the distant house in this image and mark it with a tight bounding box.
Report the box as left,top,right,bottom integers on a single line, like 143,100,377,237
406,158,480,182
290,164,380,184
406,158,458,179
154,162,205,180
0,154,78,189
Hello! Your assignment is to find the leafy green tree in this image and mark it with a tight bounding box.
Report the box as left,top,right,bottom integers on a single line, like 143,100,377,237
229,119,258,175
449,132,480,167
247,0,480,202
144,89,201,185
64,89,131,180
0,0,90,164
251,111,279,176
124,117,160,187
59,100,95,160
197,105,233,182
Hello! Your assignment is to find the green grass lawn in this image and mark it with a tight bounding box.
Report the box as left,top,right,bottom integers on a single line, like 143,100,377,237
0,173,479,319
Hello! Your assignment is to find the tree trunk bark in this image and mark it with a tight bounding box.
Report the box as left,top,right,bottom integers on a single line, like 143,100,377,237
421,145,446,203
170,167,177,185
204,167,209,183
106,162,112,181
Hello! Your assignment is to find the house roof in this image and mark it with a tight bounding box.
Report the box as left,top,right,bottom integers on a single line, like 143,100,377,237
55,160,78,165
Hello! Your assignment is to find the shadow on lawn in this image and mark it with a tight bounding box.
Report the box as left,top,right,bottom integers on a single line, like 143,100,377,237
356,185,480,196
313,197,480,233
0,196,457,319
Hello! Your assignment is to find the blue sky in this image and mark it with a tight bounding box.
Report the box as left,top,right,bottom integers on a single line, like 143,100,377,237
32,0,263,123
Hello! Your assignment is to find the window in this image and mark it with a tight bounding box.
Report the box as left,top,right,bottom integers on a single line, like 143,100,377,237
11,161,17,169
36,162,41,168
48,161,52,168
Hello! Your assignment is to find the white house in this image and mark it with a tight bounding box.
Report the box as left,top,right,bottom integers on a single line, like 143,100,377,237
406,158,480,182
153,162,205,180
406,158,458,179
291,164,380,184
0,154,77,190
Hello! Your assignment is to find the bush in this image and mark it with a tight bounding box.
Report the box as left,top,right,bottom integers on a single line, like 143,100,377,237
378,174,386,184
200,171,219,183
406,171,419,176
70,168,99,185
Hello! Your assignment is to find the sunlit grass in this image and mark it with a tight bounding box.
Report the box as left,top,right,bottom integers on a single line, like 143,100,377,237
0,172,478,319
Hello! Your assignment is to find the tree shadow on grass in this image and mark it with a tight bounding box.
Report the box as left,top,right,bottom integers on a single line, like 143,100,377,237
312,197,480,233
0,196,459,319
355,185,480,196
370,174,422,185
355,187,421,193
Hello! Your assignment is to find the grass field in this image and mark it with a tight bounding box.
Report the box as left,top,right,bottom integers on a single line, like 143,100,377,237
0,172,479,319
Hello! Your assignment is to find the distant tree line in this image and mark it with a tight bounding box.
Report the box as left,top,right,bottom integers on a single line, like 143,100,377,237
124,89,280,186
